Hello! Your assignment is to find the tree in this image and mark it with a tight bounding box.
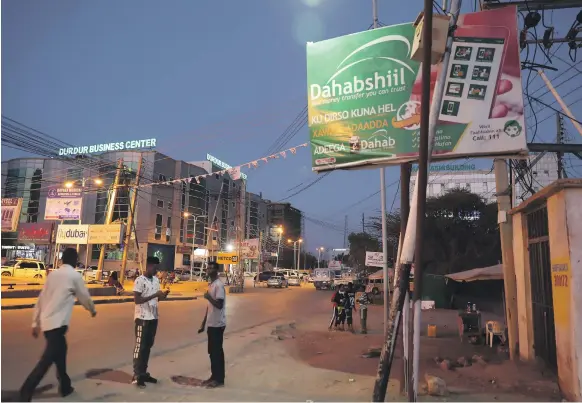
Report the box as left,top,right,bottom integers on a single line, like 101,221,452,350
347,232,381,273
367,189,501,275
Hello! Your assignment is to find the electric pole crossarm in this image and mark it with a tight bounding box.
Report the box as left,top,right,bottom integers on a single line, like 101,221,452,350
528,143,582,153
482,0,582,11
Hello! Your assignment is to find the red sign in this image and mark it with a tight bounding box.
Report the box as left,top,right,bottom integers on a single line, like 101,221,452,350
176,245,192,254
17,223,54,244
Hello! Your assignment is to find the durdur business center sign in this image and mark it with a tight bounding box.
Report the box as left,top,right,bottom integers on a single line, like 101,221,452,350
306,7,527,172
58,138,157,156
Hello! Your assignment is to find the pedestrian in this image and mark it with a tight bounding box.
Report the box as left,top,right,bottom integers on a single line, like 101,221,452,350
132,256,170,388
202,261,226,388
19,248,97,402
331,284,347,331
345,282,357,333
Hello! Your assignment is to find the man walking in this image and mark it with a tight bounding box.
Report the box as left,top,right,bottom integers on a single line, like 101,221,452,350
202,262,226,388
19,248,96,402
132,256,169,388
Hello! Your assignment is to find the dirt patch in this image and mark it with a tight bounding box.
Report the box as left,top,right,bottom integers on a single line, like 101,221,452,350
285,329,384,377
285,322,560,401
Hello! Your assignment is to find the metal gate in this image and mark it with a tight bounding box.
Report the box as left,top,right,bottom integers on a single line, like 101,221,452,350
526,205,557,369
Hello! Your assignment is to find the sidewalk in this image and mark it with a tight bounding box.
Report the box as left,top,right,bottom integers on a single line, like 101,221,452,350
21,316,558,402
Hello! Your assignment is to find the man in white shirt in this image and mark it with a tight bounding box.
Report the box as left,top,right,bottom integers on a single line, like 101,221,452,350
132,256,169,388
19,248,96,402
202,262,226,388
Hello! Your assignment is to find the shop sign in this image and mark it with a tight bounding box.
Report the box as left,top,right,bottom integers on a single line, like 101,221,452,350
217,252,239,265
176,245,192,254
17,223,53,244
88,224,125,244
365,251,384,268
56,224,89,244
1,198,23,232
234,238,259,260
45,187,83,220
58,138,157,156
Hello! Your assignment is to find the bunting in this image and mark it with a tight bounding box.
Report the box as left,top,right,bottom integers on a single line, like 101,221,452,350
139,143,308,189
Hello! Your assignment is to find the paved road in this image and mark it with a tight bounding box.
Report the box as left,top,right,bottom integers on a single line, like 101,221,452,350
1,285,329,392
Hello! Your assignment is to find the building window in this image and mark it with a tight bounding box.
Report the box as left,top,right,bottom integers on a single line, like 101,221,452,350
157,199,164,208
155,214,163,240
166,216,172,242
168,201,173,211
158,174,166,182
180,217,185,243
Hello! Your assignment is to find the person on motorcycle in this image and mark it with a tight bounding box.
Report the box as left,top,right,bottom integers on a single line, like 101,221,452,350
331,284,347,331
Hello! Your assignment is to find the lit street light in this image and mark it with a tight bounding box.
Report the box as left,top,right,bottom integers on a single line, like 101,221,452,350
317,247,325,269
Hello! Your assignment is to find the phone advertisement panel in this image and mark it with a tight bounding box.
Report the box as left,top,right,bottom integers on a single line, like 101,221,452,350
306,6,526,171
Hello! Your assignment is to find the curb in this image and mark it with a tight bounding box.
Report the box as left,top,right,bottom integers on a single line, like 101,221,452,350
1,295,200,311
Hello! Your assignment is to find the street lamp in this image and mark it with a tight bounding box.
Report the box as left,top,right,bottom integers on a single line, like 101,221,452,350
317,247,325,269
183,212,207,281
274,226,283,269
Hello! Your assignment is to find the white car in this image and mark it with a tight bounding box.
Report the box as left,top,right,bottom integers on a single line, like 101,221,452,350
288,277,301,286
267,275,288,288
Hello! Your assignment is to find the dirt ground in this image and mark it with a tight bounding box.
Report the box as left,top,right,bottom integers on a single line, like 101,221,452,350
283,305,562,401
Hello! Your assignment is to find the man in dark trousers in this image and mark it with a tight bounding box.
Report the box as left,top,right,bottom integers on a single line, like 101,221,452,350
19,248,97,402
202,262,226,388
132,256,169,388
345,282,357,333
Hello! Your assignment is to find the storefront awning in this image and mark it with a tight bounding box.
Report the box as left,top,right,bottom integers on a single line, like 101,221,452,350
445,264,504,282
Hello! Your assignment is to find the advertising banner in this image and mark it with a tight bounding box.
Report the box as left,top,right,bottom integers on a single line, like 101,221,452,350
45,187,83,220
217,252,239,265
235,238,260,260
365,251,384,268
1,198,23,232
17,223,53,244
307,6,526,171
88,224,125,244
56,224,89,244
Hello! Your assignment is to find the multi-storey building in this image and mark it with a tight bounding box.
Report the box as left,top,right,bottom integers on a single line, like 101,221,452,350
1,151,209,271
265,202,303,269
409,154,559,206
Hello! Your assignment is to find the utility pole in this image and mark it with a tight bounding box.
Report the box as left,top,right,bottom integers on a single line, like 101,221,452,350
120,155,143,284
96,159,123,281
494,159,519,360
343,215,348,249
373,0,461,400
371,0,391,340
362,213,365,233
538,70,582,138
400,163,413,400
556,113,566,179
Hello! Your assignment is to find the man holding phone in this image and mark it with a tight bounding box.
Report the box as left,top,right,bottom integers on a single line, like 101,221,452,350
132,256,169,388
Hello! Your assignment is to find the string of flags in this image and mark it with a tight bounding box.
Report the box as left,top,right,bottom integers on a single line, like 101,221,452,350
138,143,309,188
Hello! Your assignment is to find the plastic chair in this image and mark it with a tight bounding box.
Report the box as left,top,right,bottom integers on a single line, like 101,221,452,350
486,321,506,347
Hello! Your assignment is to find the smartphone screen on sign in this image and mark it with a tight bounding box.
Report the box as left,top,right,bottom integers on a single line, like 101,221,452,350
438,25,510,124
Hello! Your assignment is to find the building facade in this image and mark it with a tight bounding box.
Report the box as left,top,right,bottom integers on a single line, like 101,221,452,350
409,155,559,206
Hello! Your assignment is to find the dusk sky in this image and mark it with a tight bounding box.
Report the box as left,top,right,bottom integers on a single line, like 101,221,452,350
3,0,581,255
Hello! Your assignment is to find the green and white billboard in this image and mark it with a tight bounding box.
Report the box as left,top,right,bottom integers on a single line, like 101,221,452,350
307,9,527,172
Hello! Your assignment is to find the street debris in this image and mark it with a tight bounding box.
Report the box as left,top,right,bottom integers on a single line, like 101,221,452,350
425,374,448,396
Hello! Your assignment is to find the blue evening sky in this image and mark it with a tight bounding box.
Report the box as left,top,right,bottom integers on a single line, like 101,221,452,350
3,0,581,254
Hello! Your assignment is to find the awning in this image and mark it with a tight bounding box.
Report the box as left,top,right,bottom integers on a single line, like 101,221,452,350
368,268,394,279
445,264,504,282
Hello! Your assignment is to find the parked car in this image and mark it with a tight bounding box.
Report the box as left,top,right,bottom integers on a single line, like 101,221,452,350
288,276,301,287
254,271,276,283
1,259,46,279
267,275,288,288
